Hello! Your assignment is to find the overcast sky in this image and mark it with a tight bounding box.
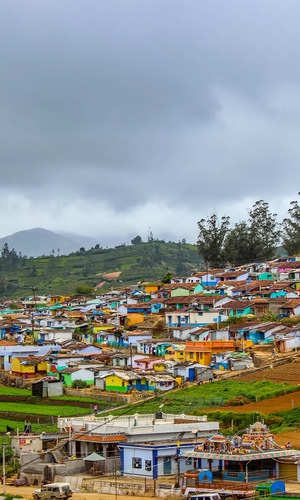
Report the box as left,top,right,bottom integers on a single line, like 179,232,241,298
0,0,300,245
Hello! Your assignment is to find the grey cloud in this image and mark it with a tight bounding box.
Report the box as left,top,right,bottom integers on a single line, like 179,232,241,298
0,0,300,241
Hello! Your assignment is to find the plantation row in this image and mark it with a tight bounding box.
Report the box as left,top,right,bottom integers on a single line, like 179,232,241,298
112,379,300,416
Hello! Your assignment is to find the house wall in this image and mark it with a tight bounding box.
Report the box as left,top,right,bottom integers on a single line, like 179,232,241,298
105,374,128,392
47,382,63,397
11,357,36,376
127,313,144,326
171,288,190,297
72,369,94,385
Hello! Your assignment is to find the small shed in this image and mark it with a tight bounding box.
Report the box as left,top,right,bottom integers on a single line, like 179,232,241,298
32,377,63,397
84,452,106,475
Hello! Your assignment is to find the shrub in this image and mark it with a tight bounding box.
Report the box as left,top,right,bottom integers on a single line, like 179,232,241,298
72,380,89,389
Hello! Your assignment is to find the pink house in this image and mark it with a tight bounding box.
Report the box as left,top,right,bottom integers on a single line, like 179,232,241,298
134,357,161,370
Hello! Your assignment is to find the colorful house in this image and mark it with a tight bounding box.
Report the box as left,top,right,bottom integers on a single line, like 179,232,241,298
165,310,227,327
134,357,160,370
60,367,95,386
49,295,71,306
165,344,186,362
184,340,237,365
258,272,274,280
11,356,48,377
126,312,145,326
104,371,155,392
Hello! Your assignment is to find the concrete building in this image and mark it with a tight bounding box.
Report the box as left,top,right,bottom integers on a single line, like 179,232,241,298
58,413,219,459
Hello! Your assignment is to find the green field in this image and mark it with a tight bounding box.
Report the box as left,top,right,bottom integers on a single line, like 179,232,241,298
112,380,300,416
0,401,91,416
49,395,113,406
0,418,57,434
0,387,30,396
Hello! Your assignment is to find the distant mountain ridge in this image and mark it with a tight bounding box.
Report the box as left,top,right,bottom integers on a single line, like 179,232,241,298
0,228,98,257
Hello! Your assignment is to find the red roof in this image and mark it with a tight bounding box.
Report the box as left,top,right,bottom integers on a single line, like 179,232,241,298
73,434,127,442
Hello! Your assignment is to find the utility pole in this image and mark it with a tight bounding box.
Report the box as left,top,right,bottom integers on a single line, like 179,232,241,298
31,286,37,337
2,444,6,493
130,345,133,367
114,452,118,500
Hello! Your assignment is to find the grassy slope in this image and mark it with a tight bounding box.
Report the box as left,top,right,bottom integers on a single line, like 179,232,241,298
0,401,90,416
0,387,30,396
0,419,57,433
112,380,299,416
0,241,201,297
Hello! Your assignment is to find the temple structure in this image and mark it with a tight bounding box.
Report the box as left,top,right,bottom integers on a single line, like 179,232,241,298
183,422,297,483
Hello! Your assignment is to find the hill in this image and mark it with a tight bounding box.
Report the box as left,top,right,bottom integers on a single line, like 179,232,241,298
0,241,201,297
0,228,97,257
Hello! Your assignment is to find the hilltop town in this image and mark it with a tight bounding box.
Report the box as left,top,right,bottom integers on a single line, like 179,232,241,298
0,253,300,497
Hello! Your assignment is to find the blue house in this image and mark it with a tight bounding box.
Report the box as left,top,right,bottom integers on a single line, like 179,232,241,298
119,442,210,478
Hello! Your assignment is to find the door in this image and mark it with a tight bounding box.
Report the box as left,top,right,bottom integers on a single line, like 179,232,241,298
188,368,195,382
163,456,171,475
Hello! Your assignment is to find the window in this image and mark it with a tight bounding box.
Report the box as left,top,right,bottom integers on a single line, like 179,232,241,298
132,457,142,469
145,460,152,471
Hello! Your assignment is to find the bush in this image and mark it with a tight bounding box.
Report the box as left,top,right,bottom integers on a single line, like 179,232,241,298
72,380,89,389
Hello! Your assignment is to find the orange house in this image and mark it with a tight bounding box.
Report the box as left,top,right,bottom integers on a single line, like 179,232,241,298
185,341,236,365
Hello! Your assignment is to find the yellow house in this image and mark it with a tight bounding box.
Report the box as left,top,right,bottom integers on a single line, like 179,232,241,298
144,284,160,294
12,356,48,377
153,362,167,371
49,295,71,306
93,325,115,333
105,374,131,392
126,312,145,326
165,345,186,362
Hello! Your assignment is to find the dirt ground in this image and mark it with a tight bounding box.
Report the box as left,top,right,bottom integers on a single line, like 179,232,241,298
207,390,300,415
4,482,300,499
274,429,300,449
1,486,156,500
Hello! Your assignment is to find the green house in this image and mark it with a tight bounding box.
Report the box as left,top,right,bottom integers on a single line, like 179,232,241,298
60,367,94,386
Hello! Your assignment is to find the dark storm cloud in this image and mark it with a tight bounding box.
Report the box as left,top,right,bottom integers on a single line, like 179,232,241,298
0,0,300,240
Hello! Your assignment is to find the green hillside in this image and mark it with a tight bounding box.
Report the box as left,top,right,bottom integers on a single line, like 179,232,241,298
0,241,202,297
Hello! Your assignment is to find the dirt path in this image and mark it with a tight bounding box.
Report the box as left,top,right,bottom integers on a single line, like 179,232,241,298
206,390,300,415
274,429,300,449
1,486,156,500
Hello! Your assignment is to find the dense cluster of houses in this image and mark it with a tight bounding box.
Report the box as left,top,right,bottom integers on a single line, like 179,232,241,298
3,254,300,489
0,255,300,394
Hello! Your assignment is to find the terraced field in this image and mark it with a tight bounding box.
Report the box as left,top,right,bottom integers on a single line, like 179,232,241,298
207,390,300,414
238,360,300,384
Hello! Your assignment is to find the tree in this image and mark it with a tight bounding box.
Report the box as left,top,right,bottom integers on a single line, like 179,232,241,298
161,272,173,283
197,214,230,267
282,199,300,255
224,200,280,265
247,200,280,261
223,222,251,266
131,235,142,245
1,243,10,259
74,284,94,296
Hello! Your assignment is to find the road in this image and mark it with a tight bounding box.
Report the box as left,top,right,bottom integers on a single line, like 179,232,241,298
1,486,156,500
3,481,300,499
